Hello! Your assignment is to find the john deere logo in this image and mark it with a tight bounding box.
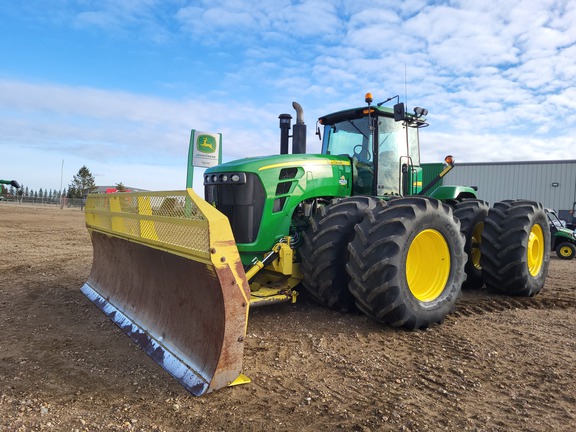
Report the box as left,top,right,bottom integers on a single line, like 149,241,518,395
197,135,216,154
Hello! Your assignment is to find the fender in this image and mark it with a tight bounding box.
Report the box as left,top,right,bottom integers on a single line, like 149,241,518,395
428,185,478,201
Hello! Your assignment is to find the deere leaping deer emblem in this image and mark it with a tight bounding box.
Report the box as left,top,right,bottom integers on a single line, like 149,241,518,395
199,137,215,151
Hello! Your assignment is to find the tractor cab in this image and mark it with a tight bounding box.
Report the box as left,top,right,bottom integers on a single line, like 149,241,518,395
319,94,428,197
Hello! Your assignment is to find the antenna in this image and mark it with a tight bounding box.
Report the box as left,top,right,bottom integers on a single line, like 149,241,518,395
404,64,408,108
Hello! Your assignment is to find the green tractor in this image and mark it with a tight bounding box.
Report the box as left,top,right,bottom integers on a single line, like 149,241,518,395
546,208,576,259
0,179,20,201
82,93,551,396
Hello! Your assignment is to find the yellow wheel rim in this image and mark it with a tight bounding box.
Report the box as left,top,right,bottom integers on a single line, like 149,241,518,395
471,222,484,270
527,224,544,276
406,229,450,302
559,246,573,257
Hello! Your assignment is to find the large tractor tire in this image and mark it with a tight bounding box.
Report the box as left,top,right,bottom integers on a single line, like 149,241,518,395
480,200,550,296
452,199,489,289
556,242,576,260
300,196,379,312
346,197,466,329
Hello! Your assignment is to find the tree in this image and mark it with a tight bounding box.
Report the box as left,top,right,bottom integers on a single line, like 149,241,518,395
115,182,127,192
68,165,96,198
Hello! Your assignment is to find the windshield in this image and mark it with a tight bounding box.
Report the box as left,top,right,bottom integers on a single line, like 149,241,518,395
322,118,372,160
322,118,374,194
322,114,420,196
377,117,420,195
546,209,565,228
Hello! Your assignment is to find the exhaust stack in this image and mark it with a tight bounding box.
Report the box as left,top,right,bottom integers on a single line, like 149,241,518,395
278,102,307,155
292,102,307,154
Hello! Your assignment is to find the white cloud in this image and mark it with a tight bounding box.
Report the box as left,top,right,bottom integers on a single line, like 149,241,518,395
176,0,341,42
422,130,574,165
1,0,575,193
0,77,289,191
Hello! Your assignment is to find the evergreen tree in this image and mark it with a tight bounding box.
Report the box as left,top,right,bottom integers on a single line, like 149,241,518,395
24,186,29,197
39,188,44,198
68,166,96,198
116,182,127,192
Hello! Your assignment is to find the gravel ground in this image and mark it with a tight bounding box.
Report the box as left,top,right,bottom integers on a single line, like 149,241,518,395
1,203,575,431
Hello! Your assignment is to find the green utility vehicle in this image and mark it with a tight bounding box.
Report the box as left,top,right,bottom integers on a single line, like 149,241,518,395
0,179,20,200
546,208,576,259
82,93,551,396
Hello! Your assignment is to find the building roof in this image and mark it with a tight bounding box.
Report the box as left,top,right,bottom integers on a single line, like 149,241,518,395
449,159,576,167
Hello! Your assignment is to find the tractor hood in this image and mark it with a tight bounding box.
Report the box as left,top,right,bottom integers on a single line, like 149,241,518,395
556,226,576,240
204,153,351,176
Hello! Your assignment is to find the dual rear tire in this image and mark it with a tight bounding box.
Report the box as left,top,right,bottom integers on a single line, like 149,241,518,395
452,199,551,296
346,197,466,329
302,196,465,329
480,200,550,296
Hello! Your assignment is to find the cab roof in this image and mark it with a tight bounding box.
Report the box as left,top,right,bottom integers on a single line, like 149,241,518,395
318,105,395,125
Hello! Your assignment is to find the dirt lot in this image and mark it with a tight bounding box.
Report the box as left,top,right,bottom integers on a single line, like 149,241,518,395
1,203,575,431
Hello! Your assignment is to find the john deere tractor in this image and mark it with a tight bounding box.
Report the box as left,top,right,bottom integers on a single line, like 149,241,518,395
82,93,551,396
0,179,20,200
546,208,576,259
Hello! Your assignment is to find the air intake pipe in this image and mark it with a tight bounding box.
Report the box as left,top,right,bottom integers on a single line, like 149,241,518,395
278,113,292,155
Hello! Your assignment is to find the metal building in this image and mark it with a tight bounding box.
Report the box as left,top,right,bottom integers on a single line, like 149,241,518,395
438,160,576,221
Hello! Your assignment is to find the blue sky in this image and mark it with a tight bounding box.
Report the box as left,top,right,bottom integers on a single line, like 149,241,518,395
1,0,575,193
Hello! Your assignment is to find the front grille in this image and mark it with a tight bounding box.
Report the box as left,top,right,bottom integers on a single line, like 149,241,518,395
204,173,265,244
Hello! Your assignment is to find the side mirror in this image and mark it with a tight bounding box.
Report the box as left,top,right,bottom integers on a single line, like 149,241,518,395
393,102,405,122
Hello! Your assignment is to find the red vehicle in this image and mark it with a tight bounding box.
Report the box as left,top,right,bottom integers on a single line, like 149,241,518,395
105,188,131,193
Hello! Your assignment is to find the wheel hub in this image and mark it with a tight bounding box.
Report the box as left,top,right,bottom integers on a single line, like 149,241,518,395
527,224,544,276
406,229,450,302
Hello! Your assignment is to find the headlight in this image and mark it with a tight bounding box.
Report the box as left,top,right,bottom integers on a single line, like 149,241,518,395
204,172,246,184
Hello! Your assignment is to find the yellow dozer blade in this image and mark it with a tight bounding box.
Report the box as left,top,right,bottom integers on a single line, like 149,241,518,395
82,189,250,396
